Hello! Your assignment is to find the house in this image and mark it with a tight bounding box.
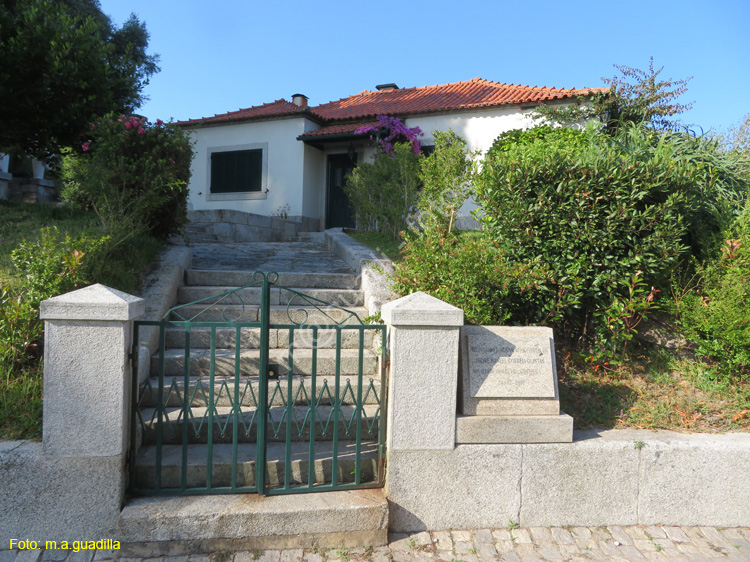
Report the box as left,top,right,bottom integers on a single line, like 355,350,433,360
178,78,600,232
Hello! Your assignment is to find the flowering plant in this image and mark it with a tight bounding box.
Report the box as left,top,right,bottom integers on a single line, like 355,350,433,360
355,115,423,155
62,113,193,240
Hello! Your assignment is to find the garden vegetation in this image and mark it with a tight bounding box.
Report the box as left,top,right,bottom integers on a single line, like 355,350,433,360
0,115,192,440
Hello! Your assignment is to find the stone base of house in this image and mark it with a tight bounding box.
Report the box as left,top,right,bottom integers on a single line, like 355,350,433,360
181,209,319,243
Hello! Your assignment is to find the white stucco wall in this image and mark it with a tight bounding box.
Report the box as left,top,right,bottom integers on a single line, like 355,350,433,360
408,107,536,226
186,117,317,219
405,106,535,155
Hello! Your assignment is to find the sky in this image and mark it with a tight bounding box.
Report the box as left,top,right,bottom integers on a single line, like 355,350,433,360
98,0,749,134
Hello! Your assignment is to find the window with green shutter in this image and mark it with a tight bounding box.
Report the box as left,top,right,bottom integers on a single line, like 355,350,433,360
210,149,263,193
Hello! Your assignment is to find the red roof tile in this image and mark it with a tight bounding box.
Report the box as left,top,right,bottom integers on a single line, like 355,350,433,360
299,121,380,138
178,99,304,126
311,78,605,121
179,78,605,128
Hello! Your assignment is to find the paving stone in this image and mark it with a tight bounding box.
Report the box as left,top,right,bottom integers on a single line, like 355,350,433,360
279,549,303,562
622,527,650,541
92,551,122,562
257,551,281,562
700,527,735,548
41,549,68,561
492,529,513,542
429,532,451,552
632,539,657,553
661,527,690,544
0,552,16,562
435,552,454,562
642,527,667,540
188,557,212,562
453,541,474,555
473,529,494,545
679,527,712,547
528,528,553,545
607,527,633,546
511,529,533,544
450,531,473,543
617,546,647,562
720,528,747,541
495,541,516,555
14,551,41,562
389,535,413,552
536,547,563,560
570,527,593,543
408,533,433,549
499,553,521,562
369,548,390,562
549,528,574,546
474,543,497,560
558,545,581,558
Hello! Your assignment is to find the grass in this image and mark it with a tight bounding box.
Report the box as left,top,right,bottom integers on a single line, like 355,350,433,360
346,230,405,262
0,200,99,289
558,344,750,432
1,200,164,441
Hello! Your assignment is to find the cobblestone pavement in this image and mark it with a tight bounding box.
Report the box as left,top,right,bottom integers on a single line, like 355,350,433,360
3,527,750,562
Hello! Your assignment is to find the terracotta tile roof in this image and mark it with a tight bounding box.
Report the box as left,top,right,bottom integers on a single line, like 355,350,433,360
179,78,604,128
299,121,381,138
177,99,304,126
311,78,605,121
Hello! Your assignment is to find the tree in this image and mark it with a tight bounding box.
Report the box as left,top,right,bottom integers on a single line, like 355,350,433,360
535,57,693,133
0,0,159,159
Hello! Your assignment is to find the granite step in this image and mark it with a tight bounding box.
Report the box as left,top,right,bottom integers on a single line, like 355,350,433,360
176,286,364,307
119,488,388,549
185,270,361,290
166,304,370,324
138,404,382,444
138,374,384,408
132,440,379,490
162,325,376,350
151,347,380,378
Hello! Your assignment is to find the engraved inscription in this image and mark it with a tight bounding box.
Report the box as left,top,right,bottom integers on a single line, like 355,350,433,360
466,332,556,398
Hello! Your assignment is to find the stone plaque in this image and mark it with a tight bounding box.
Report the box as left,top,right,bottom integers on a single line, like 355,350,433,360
461,326,560,416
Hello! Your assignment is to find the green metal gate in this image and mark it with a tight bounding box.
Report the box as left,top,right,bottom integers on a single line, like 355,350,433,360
128,271,387,496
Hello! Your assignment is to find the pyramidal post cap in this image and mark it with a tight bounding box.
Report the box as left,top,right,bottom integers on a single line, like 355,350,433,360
381,291,464,327
40,283,146,321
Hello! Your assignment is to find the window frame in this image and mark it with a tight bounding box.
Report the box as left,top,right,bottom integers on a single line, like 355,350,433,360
206,143,268,201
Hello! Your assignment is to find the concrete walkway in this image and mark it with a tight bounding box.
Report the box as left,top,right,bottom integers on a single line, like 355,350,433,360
3,526,750,562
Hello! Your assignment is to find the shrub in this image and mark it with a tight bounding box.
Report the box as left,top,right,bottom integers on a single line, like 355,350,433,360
343,142,421,238
675,202,750,378
392,230,568,326
474,124,692,351
415,130,476,236
61,113,193,240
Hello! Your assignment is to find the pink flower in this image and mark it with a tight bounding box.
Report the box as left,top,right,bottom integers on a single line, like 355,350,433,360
138,128,145,134
125,121,134,129
156,119,164,127
82,142,91,152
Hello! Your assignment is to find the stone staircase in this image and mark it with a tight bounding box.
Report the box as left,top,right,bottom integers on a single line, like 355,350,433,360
125,246,389,548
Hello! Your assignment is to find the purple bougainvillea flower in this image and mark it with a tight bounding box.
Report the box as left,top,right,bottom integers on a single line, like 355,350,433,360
82,142,91,152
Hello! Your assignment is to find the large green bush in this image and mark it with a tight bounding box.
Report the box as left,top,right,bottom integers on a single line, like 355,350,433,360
61,114,193,240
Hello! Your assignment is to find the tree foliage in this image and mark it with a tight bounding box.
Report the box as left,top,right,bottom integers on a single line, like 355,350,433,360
535,57,693,133
0,0,159,159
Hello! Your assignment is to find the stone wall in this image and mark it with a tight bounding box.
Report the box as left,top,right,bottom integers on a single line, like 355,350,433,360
184,209,318,243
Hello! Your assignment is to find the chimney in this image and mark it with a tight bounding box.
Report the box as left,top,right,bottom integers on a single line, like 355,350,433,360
292,93,308,108
376,83,399,91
